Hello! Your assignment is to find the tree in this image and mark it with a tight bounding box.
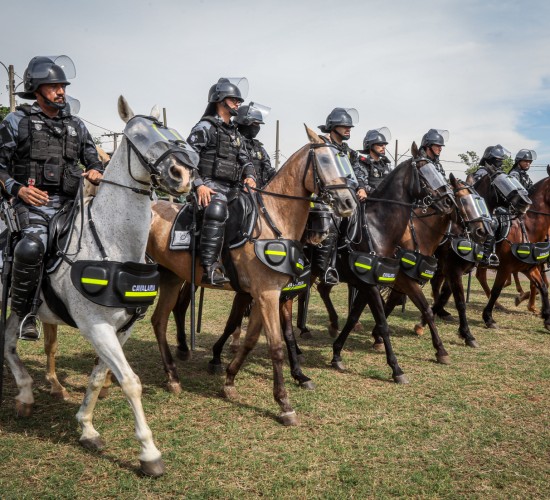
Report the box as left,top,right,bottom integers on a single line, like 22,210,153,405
0,105,10,122
458,150,514,175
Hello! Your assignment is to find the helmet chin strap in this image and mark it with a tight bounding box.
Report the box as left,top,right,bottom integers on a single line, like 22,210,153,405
223,101,238,117
332,128,349,142
428,145,440,161
38,91,66,111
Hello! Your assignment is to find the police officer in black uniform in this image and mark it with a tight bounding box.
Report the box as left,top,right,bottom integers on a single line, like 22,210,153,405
0,56,103,339
311,108,363,284
187,78,256,285
509,149,536,193
418,129,448,178
235,102,275,188
356,128,392,193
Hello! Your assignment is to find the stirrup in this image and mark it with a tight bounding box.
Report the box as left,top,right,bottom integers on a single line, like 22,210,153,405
202,263,230,286
18,313,42,341
323,267,339,286
488,253,500,267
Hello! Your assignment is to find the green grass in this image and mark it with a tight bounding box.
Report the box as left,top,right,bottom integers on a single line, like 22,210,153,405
0,276,549,498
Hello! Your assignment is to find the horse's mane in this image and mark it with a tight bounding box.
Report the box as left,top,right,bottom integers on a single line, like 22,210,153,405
263,144,309,188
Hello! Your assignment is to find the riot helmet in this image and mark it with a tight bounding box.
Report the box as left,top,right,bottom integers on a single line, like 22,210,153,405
208,77,248,103
514,149,536,169
236,102,271,140
421,129,449,148
318,108,358,133
363,127,391,151
17,55,75,100
479,144,510,168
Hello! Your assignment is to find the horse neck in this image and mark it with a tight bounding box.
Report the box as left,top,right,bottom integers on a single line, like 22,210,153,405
90,140,152,261
362,162,419,255
525,178,550,239
259,147,311,240
405,209,450,254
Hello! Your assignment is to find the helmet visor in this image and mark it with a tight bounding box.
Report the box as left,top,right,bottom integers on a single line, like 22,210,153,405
222,77,249,101
66,96,80,115
32,55,76,79
344,108,359,126
247,101,271,124
516,149,537,161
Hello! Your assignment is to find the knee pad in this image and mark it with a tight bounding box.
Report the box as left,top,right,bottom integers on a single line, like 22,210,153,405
204,199,228,222
14,236,44,265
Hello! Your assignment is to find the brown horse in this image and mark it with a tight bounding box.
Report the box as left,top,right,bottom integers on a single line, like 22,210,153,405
146,126,356,425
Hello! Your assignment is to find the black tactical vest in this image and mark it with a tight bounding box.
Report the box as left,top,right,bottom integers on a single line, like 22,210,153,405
511,166,534,193
358,155,390,190
198,117,242,184
245,138,269,187
12,105,81,195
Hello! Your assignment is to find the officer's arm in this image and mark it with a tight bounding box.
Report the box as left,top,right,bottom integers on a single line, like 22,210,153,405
261,146,276,179
79,123,104,173
187,122,210,188
238,145,256,182
0,116,23,197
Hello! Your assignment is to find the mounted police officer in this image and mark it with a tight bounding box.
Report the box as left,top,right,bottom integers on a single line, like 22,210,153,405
356,127,392,194
0,56,103,340
235,102,274,188
419,129,448,178
509,149,536,193
311,108,362,284
187,78,256,285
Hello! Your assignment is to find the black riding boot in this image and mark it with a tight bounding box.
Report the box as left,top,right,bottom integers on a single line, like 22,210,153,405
200,219,229,286
10,259,42,340
311,233,339,285
479,238,499,267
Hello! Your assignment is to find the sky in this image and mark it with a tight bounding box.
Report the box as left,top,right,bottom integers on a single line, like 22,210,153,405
2,0,550,181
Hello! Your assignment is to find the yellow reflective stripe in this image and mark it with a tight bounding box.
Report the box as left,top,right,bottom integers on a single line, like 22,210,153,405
476,253,483,259
536,254,549,260
421,272,434,278
169,128,184,141
517,250,530,254
335,154,353,176
457,246,472,251
81,278,108,286
265,250,287,256
354,262,372,270
378,276,395,282
282,283,308,291
152,123,169,140
295,263,304,269
401,258,416,266
125,291,158,297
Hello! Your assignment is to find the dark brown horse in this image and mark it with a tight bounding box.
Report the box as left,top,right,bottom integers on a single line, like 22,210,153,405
146,127,356,425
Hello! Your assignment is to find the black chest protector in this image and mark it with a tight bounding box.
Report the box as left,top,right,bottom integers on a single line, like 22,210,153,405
359,155,390,189
246,138,269,186
13,105,81,194
198,117,242,183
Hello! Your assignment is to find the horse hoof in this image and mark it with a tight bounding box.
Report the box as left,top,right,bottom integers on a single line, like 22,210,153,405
51,389,70,401
372,342,385,353
229,344,240,354
207,362,225,375
222,386,238,400
331,360,346,372
485,321,497,329
393,374,410,384
300,330,313,340
167,381,182,395
98,387,111,400
297,354,306,364
15,401,33,418
328,325,339,338
280,411,299,426
176,349,191,361
465,339,479,348
80,436,106,452
414,324,424,336
436,354,451,365
300,380,315,391
545,323,550,332
140,458,166,478
494,303,506,312
353,322,362,332
438,314,456,323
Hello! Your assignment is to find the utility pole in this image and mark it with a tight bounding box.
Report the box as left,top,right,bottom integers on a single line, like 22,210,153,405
163,107,167,127
8,65,15,112
394,139,398,169
102,132,121,151
275,119,280,169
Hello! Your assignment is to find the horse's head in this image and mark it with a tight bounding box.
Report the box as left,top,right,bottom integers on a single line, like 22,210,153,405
411,141,454,214
304,125,357,217
118,96,198,196
304,199,333,245
450,174,493,245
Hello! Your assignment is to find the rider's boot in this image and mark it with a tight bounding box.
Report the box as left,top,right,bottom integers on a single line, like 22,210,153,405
311,233,339,285
479,238,500,267
10,238,44,341
200,199,230,286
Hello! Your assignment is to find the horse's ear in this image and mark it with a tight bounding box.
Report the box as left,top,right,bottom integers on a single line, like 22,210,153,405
449,172,458,187
304,124,324,144
118,95,134,123
150,105,161,120
411,141,418,158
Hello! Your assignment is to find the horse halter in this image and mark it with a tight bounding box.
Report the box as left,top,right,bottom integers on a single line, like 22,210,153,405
415,161,454,211
306,142,358,205
454,183,493,237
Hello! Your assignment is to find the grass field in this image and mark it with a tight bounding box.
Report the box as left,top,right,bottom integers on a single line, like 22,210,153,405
0,276,549,499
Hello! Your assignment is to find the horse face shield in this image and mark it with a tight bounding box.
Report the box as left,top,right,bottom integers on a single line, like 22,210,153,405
492,173,532,214
418,163,454,213
314,147,358,217
458,194,493,243
124,117,199,194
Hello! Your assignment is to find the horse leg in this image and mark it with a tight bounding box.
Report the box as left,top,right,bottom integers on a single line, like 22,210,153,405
280,299,314,390
382,289,407,339
296,290,312,339
448,268,478,347
77,325,164,477
431,280,455,322
224,290,298,426
513,271,531,308
208,292,251,374
173,281,191,360
482,269,510,328
477,267,505,311
151,270,184,394
317,282,339,338
405,280,450,364
526,267,550,330
43,323,69,400
3,315,35,416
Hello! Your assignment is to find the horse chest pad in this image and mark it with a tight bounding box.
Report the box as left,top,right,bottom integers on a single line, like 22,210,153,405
254,239,306,278
451,238,483,263
70,260,159,308
397,249,438,283
349,251,400,285
511,242,550,265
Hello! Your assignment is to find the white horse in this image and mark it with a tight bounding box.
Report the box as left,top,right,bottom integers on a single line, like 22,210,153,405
2,96,196,477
